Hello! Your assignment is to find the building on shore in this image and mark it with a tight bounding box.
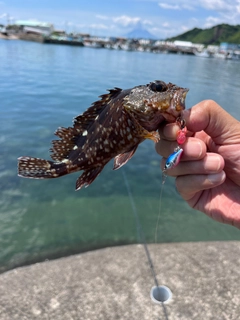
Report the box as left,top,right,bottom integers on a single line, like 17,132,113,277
14,20,54,36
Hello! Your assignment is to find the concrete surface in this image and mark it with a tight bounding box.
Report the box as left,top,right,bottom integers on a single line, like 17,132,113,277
0,242,239,320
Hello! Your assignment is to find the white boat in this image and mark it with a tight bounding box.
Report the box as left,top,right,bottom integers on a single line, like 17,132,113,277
226,51,240,60
194,49,212,58
213,52,227,59
83,41,102,48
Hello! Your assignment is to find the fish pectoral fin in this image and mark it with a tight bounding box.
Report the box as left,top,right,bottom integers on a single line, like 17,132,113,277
126,109,160,143
75,167,103,190
113,145,138,170
140,130,160,143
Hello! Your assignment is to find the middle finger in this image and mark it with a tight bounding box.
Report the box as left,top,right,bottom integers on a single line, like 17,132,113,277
156,137,207,160
161,153,224,177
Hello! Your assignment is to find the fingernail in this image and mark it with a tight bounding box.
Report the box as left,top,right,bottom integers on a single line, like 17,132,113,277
185,141,203,158
177,139,204,160
197,141,203,158
207,171,225,184
163,123,179,139
205,154,222,173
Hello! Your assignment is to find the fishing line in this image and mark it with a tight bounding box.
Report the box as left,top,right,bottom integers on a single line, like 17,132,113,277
154,171,167,243
121,118,186,319
122,169,169,320
155,117,186,243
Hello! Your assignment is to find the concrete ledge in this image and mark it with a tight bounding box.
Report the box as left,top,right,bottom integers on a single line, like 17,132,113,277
0,242,239,319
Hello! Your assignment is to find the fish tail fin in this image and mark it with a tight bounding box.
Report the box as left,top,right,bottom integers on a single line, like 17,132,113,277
18,156,67,179
76,167,103,190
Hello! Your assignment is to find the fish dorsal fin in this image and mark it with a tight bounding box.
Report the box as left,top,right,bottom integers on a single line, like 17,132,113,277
113,145,138,170
50,88,122,162
50,126,76,161
73,87,122,132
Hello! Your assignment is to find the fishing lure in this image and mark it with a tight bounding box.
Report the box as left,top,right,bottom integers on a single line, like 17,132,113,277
163,118,187,173
176,118,187,145
164,146,183,171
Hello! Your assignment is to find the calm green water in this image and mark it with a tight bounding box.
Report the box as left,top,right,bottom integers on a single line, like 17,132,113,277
0,39,240,272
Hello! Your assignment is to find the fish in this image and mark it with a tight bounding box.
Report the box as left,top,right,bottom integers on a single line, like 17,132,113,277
18,80,188,190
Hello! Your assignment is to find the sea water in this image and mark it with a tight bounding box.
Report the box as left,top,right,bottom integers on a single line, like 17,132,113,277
1,39,240,272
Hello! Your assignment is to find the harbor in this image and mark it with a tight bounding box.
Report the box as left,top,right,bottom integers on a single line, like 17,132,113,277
1,15,240,319
1,0,240,316
1,20,240,59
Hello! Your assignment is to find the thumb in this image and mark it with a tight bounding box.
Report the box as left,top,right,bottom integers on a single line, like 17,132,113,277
182,100,239,145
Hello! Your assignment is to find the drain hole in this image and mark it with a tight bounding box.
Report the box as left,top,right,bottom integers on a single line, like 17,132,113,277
150,286,172,304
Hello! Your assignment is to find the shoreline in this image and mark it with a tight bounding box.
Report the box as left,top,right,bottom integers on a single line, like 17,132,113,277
0,33,18,40
1,33,240,59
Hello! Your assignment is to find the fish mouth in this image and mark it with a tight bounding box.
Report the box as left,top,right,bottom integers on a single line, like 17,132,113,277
161,88,189,123
170,88,189,112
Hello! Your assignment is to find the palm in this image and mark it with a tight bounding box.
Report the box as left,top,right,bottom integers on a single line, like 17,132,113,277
189,132,240,227
190,177,240,227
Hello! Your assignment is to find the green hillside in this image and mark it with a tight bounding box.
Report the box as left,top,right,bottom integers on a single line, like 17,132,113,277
167,24,240,45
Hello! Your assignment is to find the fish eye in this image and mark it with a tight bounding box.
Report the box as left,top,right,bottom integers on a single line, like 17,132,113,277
149,81,167,92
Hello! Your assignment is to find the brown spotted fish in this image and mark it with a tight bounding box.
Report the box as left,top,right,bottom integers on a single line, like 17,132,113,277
18,81,188,190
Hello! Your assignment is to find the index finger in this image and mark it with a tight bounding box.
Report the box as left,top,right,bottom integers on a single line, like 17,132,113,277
158,122,182,141
182,100,240,145
158,121,193,141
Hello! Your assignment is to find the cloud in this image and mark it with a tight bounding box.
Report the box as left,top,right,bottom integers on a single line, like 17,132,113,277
113,15,141,27
75,23,86,29
199,0,234,12
237,0,240,13
143,19,153,26
158,1,195,10
158,0,239,13
90,23,108,30
182,4,195,10
181,25,190,32
158,3,180,10
96,14,152,28
162,22,170,27
198,0,240,26
149,26,182,38
96,14,108,20
203,16,222,28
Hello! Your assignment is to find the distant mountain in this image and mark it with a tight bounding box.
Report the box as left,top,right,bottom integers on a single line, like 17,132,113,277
166,24,240,45
125,28,156,39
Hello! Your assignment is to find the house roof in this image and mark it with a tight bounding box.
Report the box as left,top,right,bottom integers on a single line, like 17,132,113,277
15,20,53,28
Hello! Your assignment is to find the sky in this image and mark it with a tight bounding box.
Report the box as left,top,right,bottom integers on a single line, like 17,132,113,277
0,0,240,39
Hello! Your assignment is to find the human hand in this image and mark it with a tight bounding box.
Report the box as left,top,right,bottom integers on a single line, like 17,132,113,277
156,100,240,228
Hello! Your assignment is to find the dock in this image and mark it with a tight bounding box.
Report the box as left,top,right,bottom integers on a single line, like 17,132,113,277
0,242,239,319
